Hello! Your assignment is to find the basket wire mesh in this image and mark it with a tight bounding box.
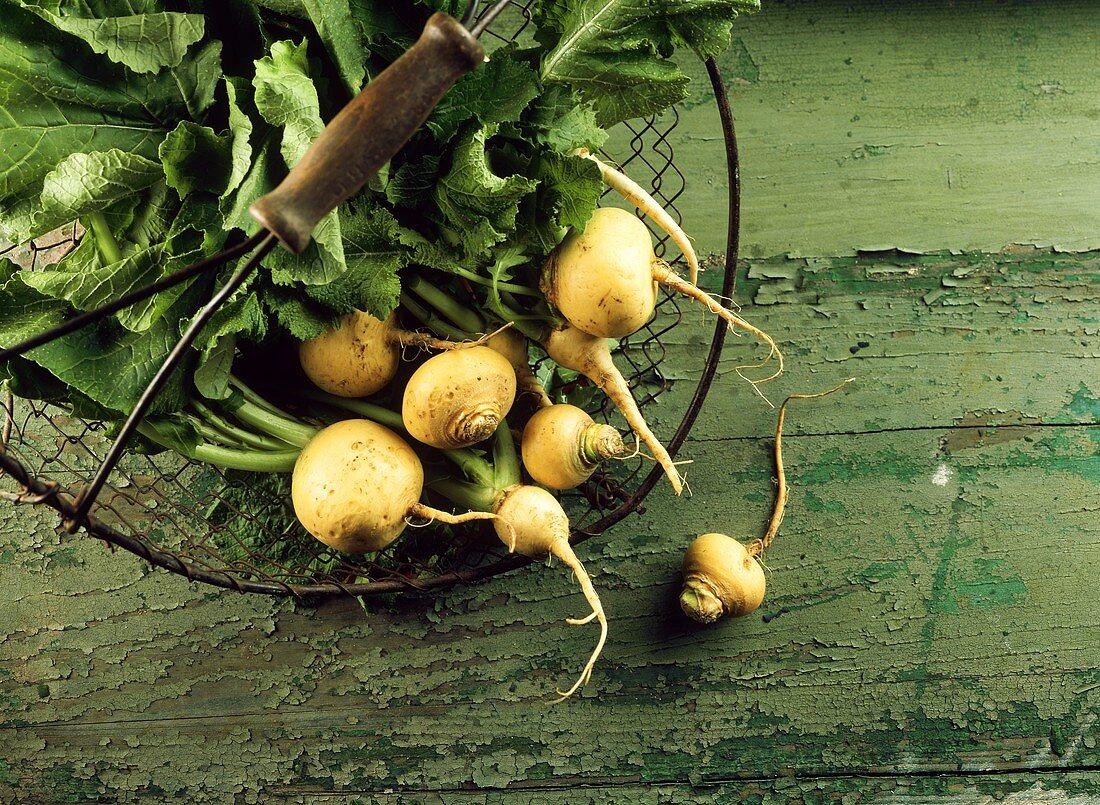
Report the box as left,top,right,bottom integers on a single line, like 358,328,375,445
0,6,740,598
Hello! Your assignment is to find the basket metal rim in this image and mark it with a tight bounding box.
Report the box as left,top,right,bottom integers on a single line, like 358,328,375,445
0,56,741,599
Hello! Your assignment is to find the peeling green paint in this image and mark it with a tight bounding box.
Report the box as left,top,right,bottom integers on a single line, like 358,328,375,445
801,490,845,514
1068,383,1100,422
932,558,1028,612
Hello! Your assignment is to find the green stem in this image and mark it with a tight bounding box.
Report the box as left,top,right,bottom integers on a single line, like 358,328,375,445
192,419,247,449
191,443,300,472
138,422,300,472
230,376,295,418
438,224,463,248
440,447,496,489
502,290,544,318
400,293,471,341
289,388,406,432
127,181,170,249
491,423,521,489
85,211,123,264
406,275,484,334
226,378,319,448
498,305,548,323
452,266,541,297
192,400,295,451
429,479,498,513
225,397,317,448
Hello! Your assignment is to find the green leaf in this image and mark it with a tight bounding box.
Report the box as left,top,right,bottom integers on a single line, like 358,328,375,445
123,180,174,248
386,154,442,208
426,47,541,143
159,122,233,199
668,3,760,59
250,0,307,17
537,0,758,125
20,230,204,332
433,125,539,261
300,0,367,95
139,413,202,456
483,245,530,323
0,257,67,346
253,40,324,163
223,78,256,198
537,152,603,232
220,130,283,234
304,202,407,320
13,0,206,74
169,192,228,254
254,39,347,285
262,284,338,341
0,260,199,414
0,4,221,241
193,292,268,400
167,39,223,120
347,0,411,53
397,226,477,274
528,86,608,154
33,149,164,239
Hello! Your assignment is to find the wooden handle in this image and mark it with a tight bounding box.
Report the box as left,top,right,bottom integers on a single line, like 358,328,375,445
249,13,485,253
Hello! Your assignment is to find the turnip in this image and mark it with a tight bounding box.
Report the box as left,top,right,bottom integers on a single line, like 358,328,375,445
402,345,517,449
431,427,607,700
145,390,502,554
574,148,701,285
300,310,506,398
542,324,684,495
679,532,766,623
679,379,854,623
299,311,402,398
291,418,496,553
542,207,782,395
521,404,628,490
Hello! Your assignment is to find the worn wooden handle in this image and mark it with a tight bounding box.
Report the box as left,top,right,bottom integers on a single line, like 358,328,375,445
249,13,485,253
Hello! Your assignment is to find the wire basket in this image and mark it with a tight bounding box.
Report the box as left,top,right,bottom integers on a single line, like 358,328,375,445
0,34,740,599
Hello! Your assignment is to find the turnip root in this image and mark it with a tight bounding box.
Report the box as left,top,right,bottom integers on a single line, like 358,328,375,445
543,324,683,495
679,379,854,623
485,327,552,409
431,428,608,700
493,484,607,701
291,419,496,553
402,345,516,449
300,310,497,398
542,207,783,396
574,148,701,285
521,404,627,490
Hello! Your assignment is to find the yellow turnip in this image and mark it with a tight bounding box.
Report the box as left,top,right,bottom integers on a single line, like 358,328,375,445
521,404,627,490
401,346,516,449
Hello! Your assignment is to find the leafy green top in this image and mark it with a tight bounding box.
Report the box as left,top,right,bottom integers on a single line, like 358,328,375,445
0,0,756,417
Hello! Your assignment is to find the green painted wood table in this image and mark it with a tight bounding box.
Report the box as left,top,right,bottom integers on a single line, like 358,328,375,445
2,1,1098,802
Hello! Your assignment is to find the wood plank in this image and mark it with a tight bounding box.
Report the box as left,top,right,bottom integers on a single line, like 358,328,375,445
603,0,1100,258
656,249,1100,440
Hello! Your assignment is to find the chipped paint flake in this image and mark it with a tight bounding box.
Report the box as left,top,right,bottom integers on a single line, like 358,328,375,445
931,464,953,487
